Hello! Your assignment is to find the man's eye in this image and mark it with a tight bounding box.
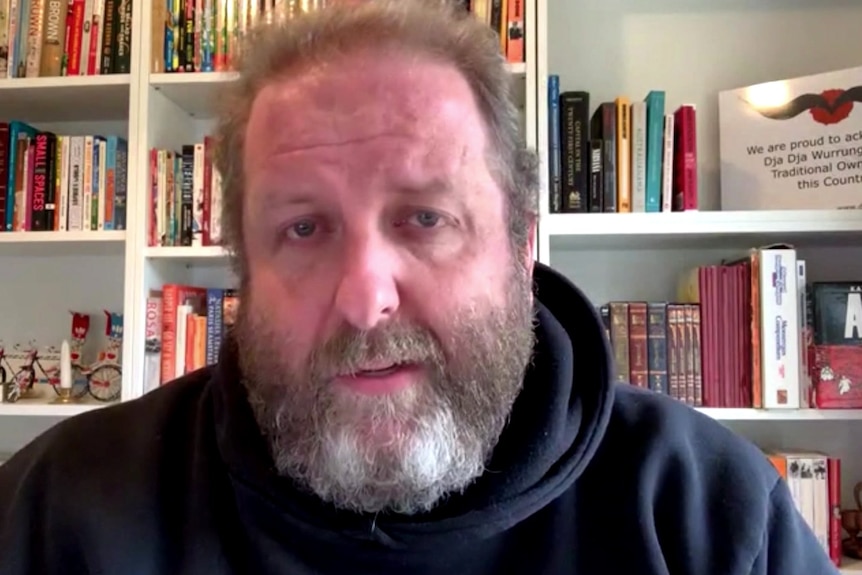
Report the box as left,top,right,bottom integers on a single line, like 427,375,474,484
408,211,443,228
286,219,317,239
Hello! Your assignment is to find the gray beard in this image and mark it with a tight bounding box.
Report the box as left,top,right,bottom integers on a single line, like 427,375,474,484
234,264,536,516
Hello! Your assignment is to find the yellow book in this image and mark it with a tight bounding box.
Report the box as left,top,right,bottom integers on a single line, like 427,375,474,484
615,96,631,212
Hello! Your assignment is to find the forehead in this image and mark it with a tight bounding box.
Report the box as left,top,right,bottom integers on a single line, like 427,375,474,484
243,49,490,170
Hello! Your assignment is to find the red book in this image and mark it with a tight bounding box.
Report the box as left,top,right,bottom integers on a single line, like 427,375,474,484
160,284,207,384
812,345,862,408
827,457,842,567
672,105,698,212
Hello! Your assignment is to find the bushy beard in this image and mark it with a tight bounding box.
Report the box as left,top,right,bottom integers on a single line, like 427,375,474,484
234,263,536,516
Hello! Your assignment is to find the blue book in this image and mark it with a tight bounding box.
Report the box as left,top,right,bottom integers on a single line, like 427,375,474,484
5,121,38,231
644,91,666,213
548,74,561,213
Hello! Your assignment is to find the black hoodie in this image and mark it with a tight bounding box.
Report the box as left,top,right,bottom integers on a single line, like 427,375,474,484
0,263,838,574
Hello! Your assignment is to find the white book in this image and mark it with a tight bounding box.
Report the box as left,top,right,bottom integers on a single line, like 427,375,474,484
91,0,104,74
810,454,830,555
661,113,674,212
143,292,163,393
192,143,204,247
5,0,19,78
630,101,647,212
82,136,93,230
783,454,805,520
68,136,84,230
98,138,107,229
59,136,70,230
78,0,95,74
210,166,223,244
175,303,191,378
157,150,166,245
758,247,801,409
797,260,811,408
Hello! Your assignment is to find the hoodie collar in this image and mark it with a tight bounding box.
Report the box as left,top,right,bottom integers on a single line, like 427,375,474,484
210,262,615,548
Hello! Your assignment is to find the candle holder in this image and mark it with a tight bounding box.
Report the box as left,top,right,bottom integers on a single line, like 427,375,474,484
51,387,78,404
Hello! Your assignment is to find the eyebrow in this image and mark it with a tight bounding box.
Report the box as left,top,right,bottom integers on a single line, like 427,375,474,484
395,178,456,197
248,184,317,213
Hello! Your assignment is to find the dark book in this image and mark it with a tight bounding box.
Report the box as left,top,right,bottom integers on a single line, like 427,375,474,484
588,139,602,212
646,302,668,394
810,282,862,346
591,102,617,212
559,91,589,212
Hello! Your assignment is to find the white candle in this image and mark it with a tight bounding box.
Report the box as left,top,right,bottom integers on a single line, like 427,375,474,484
60,340,71,390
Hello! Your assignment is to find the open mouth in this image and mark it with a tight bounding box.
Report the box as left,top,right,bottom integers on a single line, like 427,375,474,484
350,363,403,378
334,362,418,396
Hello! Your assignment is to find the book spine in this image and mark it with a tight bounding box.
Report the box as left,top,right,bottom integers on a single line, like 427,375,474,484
796,260,811,407
661,113,674,212
192,143,204,246
759,248,800,408
609,302,630,384
58,135,70,230
644,90,665,212
181,144,194,245
559,91,589,212
29,132,49,230
690,303,702,406
673,104,698,211
667,304,683,401
114,137,127,229
103,136,116,230
827,457,841,567
627,302,648,387
0,123,8,225
615,97,631,212
601,102,617,212
630,100,646,212
547,74,561,213
25,0,46,77
205,288,223,365
43,133,57,229
99,0,114,72
588,139,602,212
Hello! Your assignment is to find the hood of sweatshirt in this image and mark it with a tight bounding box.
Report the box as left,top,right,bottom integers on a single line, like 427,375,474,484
211,261,616,550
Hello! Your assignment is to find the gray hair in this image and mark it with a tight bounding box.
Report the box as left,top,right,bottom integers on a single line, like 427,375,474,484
211,0,540,278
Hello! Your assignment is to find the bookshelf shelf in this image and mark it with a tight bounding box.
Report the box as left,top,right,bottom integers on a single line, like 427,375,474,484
698,408,862,422
0,75,132,123
143,246,229,260
0,231,126,257
149,71,238,118
543,210,862,252
149,62,528,118
0,398,107,417
841,559,862,574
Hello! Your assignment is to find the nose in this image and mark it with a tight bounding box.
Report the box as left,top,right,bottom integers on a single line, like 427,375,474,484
334,234,400,331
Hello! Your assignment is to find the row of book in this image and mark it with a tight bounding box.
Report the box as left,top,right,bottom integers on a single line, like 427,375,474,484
764,450,843,568
144,284,237,393
147,138,223,247
150,0,525,75
547,78,699,215
458,0,524,65
603,245,862,410
0,121,128,232
0,0,132,78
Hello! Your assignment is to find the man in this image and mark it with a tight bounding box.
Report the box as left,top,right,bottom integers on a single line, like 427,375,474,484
0,1,839,574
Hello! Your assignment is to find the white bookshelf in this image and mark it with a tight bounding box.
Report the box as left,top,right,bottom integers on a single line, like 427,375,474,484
1,0,861,564
537,0,862,562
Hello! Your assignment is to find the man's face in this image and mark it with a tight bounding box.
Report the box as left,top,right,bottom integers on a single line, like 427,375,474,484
234,48,537,515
